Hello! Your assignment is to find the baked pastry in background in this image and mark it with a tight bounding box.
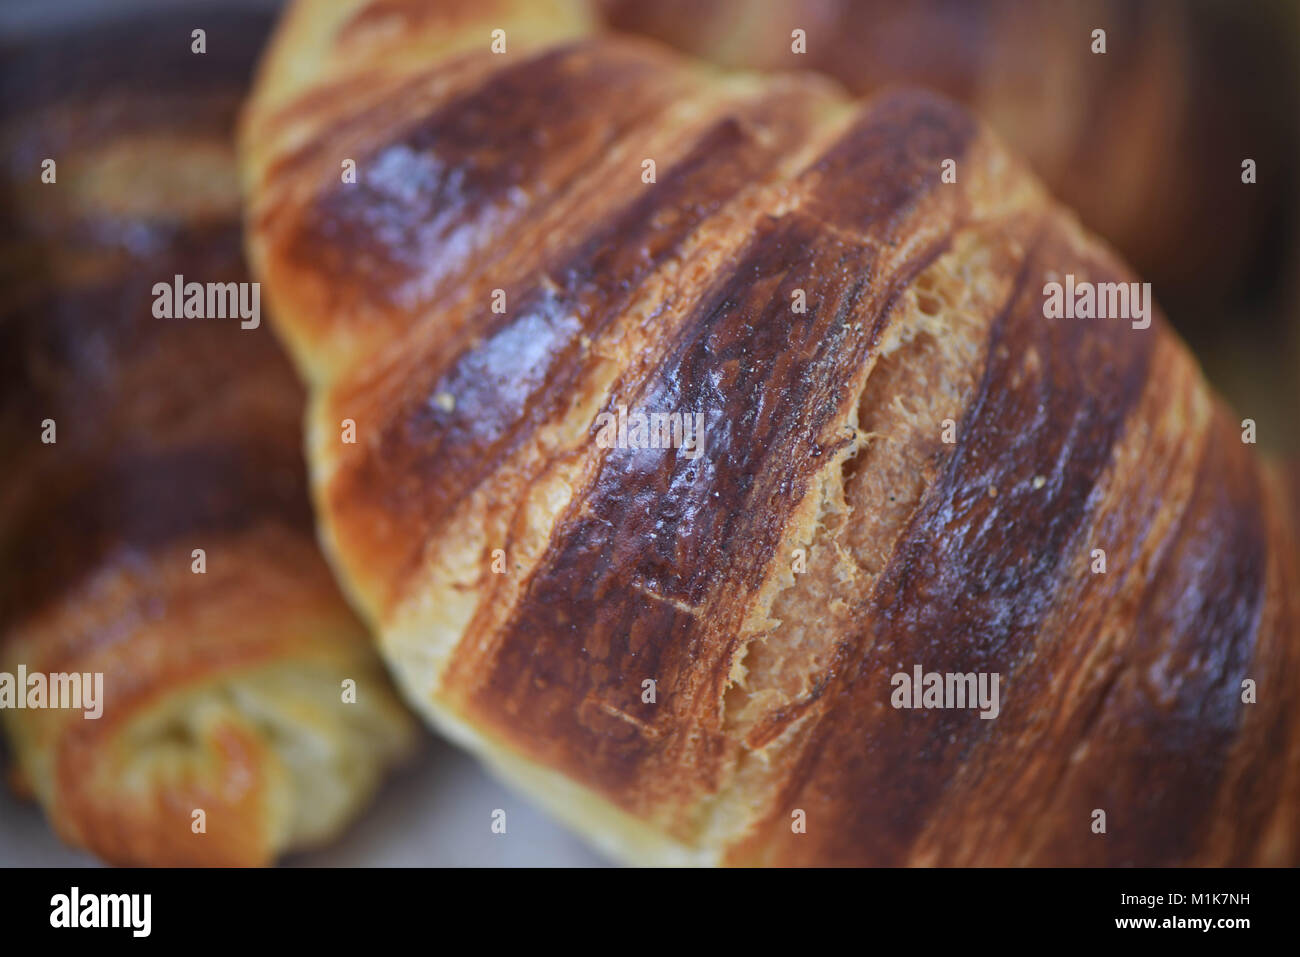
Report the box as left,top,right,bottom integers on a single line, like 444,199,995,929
0,8,417,866
241,0,1300,865
601,0,1300,318
599,0,1300,453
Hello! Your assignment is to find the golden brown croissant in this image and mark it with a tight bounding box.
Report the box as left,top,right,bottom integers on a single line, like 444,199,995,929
241,0,1300,865
1,9,417,866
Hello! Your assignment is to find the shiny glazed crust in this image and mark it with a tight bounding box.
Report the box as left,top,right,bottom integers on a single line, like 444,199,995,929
240,0,1300,865
0,10,417,866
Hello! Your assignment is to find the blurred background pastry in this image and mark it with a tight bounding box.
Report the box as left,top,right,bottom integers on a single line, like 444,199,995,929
0,5,418,866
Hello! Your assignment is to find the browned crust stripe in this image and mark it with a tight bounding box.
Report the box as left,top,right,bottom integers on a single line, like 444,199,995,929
732,215,1270,866
279,41,689,312
326,77,828,606
1024,408,1269,864
1,438,314,633
456,91,976,820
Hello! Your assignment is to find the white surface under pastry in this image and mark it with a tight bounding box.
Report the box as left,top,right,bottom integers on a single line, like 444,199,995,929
0,734,609,868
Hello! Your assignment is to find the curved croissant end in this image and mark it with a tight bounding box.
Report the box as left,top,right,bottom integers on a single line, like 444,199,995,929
1,10,417,866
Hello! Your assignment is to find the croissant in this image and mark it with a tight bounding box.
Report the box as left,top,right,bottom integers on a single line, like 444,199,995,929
241,0,1300,865
0,10,417,866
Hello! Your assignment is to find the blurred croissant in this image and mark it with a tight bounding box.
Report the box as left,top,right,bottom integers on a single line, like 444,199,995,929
241,0,1300,865
0,9,417,866
602,0,1300,322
